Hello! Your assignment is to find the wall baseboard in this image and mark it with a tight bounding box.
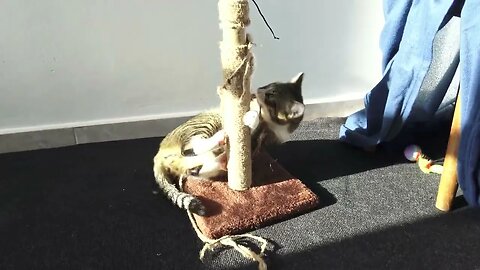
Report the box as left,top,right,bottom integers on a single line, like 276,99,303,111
0,98,363,154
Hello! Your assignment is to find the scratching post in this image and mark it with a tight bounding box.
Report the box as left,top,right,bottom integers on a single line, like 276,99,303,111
218,0,253,191
183,1,320,269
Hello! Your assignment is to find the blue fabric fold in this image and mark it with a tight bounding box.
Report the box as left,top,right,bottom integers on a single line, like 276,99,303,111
339,0,480,206
458,0,480,206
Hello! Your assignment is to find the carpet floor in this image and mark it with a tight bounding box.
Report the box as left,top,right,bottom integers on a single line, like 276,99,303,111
1,117,479,270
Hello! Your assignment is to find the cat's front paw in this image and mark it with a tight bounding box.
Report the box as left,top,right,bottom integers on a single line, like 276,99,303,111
211,130,227,146
197,152,227,179
191,130,227,155
243,110,260,131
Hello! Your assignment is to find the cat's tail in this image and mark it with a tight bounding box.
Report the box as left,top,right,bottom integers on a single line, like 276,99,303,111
154,170,207,216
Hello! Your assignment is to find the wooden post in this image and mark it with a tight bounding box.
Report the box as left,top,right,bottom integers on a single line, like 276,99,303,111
218,0,253,190
435,95,461,211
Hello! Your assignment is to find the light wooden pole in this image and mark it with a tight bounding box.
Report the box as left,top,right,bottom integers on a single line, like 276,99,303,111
435,94,461,211
218,0,254,190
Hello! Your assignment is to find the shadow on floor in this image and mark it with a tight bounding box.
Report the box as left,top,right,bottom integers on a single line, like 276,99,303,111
0,138,211,270
265,139,405,210
270,139,405,183
232,207,480,270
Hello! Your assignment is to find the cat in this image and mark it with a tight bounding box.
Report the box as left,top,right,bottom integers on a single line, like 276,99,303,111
153,73,305,215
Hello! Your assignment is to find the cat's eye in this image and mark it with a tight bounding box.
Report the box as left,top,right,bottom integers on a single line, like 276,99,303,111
265,90,276,99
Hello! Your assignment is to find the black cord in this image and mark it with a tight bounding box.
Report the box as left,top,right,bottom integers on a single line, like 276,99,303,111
251,0,279,40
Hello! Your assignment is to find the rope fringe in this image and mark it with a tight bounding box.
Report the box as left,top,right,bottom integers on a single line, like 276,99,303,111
180,176,269,270
186,210,269,270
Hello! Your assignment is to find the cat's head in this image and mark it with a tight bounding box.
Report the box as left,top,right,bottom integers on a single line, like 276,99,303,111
254,72,305,125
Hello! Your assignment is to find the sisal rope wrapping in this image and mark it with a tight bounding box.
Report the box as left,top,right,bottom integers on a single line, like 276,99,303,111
218,0,253,191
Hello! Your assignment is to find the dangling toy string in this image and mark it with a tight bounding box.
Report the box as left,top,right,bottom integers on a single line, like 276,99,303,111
251,0,280,40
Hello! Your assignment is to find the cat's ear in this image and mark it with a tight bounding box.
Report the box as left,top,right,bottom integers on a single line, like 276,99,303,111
290,72,304,86
256,83,274,94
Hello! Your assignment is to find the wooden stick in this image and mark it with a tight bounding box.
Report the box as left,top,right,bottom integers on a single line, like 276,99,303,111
435,94,461,211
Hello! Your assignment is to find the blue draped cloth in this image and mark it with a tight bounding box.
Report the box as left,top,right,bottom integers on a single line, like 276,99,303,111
339,0,480,206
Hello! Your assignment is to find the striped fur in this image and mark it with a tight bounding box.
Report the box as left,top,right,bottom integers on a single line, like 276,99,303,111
153,73,304,215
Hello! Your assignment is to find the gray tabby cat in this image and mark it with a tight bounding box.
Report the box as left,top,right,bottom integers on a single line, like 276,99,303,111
153,73,305,215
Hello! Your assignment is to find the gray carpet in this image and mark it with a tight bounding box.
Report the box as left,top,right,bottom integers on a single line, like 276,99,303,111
1,117,479,270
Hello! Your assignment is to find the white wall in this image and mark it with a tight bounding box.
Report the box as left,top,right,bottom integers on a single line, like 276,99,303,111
0,0,384,134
